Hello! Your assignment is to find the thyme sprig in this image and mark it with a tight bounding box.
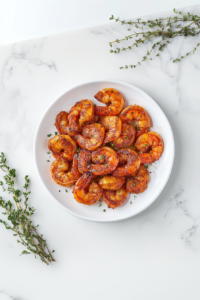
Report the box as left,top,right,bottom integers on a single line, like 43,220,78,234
0,153,55,265
109,8,200,69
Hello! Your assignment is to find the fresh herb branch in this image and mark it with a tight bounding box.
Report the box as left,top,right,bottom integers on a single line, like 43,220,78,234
0,153,55,265
109,8,200,69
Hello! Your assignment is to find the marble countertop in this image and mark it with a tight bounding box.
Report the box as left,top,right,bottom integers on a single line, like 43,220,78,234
0,5,200,300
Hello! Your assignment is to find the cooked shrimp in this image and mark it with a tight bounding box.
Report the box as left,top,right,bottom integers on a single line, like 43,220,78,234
54,111,69,135
88,146,119,176
67,100,94,135
103,184,128,209
99,116,122,144
73,172,103,205
126,164,149,194
74,123,105,151
112,148,140,176
120,105,151,137
94,88,124,116
48,135,77,161
135,131,164,163
112,124,136,149
78,149,92,174
98,175,125,190
50,154,81,186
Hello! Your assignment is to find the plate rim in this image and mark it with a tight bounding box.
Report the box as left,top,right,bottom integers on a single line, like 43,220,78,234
33,80,175,222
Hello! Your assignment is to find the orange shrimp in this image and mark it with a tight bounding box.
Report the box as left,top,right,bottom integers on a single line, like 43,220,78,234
50,154,81,186
88,146,119,176
103,184,128,209
54,111,69,135
78,149,92,174
112,124,136,149
98,175,125,190
73,172,103,205
94,88,124,116
99,116,122,144
119,105,151,137
74,123,105,151
67,100,95,135
112,148,140,176
48,135,77,161
135,131,164,163
126,164,149,194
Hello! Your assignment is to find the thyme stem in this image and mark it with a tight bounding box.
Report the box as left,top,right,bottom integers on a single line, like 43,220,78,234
109,8,200,69
0,152,55,265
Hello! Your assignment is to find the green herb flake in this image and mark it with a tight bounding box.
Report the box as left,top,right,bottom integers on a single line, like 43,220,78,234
100,155,104,159
110,142,114,147
46,160,50,162
47,134,51,137
145,144,148,147
47,151,50,154
103,209,106,212
94,104,96,107
91,135,94,138
65,190,68,192
99,203,102,207
145,165,148,169
130,201,132,204
54,132,58,135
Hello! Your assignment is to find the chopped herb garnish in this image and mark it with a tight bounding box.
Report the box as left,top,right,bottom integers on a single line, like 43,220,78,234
110,142,114,147
145,144,148,147
46,160,50,162
118,190,121,193
56,140,59,142
54,132,58,135
65,190,68,192
47,134,51,137
47,151,50,154
59,190,61,192
145,165,148,169
94,104,96,107
126,137,129,140
130,201,132,204
103,209,106,212
75,137,78,139
91,135,94,138
99,203,102,207
100,155,104,159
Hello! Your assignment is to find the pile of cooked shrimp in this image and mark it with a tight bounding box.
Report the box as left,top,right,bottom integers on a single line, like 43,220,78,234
48,88,164,209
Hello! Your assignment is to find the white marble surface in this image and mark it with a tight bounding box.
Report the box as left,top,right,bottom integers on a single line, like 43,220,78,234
0,5,200,300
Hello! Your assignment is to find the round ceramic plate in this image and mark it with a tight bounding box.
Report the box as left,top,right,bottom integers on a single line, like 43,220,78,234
34,80,174,222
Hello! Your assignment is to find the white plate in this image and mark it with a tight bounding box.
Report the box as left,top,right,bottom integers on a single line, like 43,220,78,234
34,80,174,222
